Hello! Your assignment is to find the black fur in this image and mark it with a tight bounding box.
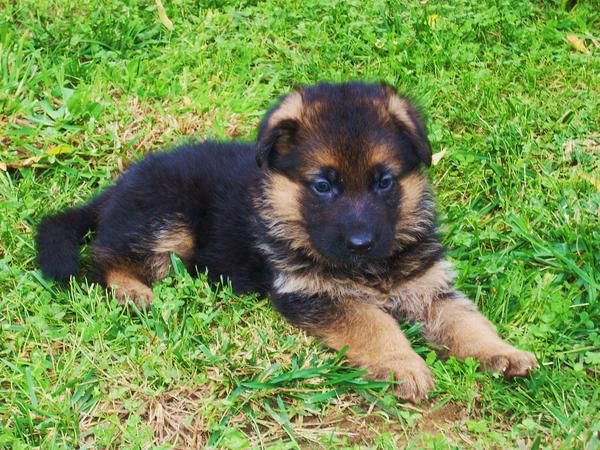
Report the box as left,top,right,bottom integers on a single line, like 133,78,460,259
36,192,109,282
38,143,273,295
271,292,342,331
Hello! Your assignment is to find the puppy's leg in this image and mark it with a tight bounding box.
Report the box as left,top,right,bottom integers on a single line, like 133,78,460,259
322,302,435,402
105,268,154,309
423,293,538,378
92,220,194,309
272,293,434,402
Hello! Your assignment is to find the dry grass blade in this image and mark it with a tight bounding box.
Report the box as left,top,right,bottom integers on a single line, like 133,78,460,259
155,0,174,30
565,34,590,54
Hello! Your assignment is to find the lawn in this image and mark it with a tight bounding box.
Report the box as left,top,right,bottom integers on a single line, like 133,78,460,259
0,0,598,448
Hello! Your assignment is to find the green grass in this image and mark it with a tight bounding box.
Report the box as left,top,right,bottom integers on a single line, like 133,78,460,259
1,0,598,447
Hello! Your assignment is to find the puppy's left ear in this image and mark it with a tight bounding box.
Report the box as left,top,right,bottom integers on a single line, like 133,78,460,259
384,87,432,167
256,90,304,168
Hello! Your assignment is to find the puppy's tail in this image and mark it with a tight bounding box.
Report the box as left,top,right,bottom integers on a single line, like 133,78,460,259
36,191,109,282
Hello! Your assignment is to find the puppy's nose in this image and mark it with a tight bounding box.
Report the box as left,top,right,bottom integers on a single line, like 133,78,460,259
346,232,374,253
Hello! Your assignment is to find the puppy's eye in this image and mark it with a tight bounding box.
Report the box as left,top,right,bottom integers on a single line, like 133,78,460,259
313,179,332,194
377,174,394,191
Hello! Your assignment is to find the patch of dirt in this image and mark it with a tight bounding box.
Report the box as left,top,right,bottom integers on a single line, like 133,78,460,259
313,398,473,447
419,401,468,434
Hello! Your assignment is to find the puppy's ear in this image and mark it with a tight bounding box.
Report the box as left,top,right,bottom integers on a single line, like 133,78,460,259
383,86,432,167
256,91,304,168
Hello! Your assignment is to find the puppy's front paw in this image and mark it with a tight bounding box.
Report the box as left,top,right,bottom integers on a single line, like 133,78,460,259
479,348,538,379
369,356,435,403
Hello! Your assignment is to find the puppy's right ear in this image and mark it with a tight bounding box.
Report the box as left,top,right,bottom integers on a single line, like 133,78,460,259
256,90,304,168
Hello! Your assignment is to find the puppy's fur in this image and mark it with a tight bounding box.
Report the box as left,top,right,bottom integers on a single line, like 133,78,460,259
37,82,537,402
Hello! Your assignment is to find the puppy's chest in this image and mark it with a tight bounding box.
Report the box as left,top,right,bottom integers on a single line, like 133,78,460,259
275,259,454,319
275,271,428,313
358,278,432,318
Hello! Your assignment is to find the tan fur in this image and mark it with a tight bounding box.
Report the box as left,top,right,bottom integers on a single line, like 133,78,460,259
106,268,154,308
395,172,435,244
267,174,303,222
367,144,403,174
422,295,538,377
273,271,384,302
267,91,304,129
388,259,455,319
317,301,434,402
274,255,454,309
152,225,195,256
387,94,417,134
306,148,338,170
149,223,195,279
255,173,325,266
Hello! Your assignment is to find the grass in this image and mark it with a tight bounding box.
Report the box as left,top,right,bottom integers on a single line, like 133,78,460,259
0,0,598,447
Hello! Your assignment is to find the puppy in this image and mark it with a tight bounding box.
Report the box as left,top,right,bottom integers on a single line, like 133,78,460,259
36,82,537,402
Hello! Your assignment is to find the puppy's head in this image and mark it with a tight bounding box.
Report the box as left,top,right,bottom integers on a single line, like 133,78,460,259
257,82,432,266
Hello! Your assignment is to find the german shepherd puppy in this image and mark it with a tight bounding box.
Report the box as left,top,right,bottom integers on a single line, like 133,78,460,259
36,82,537,402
